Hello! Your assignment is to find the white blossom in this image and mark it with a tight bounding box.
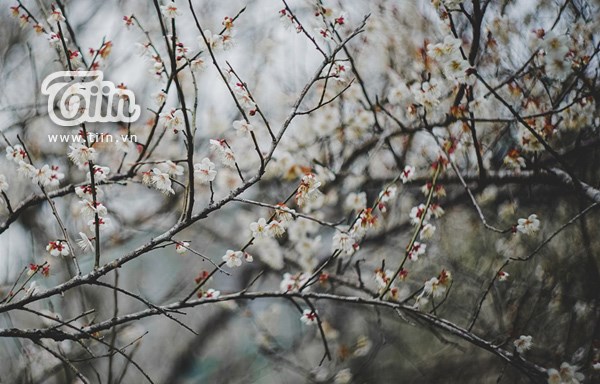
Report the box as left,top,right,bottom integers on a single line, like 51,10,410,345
400,165,415,183
194,158,217,183
149,168,175,195
160,161,184,176
175,241,189,254
160,1,180,18
232,120,254,135
332,231,357,255
517,214,540,235
300,309,318,325
6,145,26,162
513,335,533,354
68,144,97,166
222,249,243,268
250,218,269,239
77,232,95,253
46,240,70,257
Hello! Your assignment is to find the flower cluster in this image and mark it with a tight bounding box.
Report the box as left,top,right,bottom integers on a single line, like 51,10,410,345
209,139,237,169
295,173,322,208
222,249,252,268
28,263,50,277
142,168,175,195
280,272,310,293
46,240,70,257
546,362,585,384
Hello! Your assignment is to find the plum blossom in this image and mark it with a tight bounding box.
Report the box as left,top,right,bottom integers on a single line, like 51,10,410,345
409,204,431,225
266,220,286,237
419,223,436,239
334,369,353,384
88,216,111,232
357,208,378,230
23,164,63,188
160,161,184,176
47,8,65,24
232,120,254,135
400,165,415,183
300,309,318,325
28,264,50,278
201,30,224,51
46,241,70,257
222,249,243,268
88,165,110,183
280,272,310,292
322,61,349,83
274,203,296,224
68,143,97,166
408,241,426,261
547,362,584,384
374,268,395,289
504,149,526,170
19,14,29,28
77,200,107,219
10,5,20,18
519,127,545,153
160,109,184,133
175,241,189,254
46,32,63,46
234,87,255,111
190,58,206,72
540,31,570,61
344,192,366,212
423,271,452,299
295,173,322,207
204,288,220,298
144,168,175,195
332,231,358,255
153,90,167,106
513,335,533,354
209,139,237,168
427,36,461,58
5,145,27,162
18,161,36,178
30,165,53,187
194,158,217,183
517,214,540,235
250,218,269,239
243,252,253,263
378,185,398,203
421,183,446,198
412,79,442,110
160,1,180,18
123,15,134,28
77,232,95,253
76,185,104,201
68,50,83,68
429,204,445,218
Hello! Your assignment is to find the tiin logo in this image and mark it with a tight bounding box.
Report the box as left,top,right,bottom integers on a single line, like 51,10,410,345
41,71,141,126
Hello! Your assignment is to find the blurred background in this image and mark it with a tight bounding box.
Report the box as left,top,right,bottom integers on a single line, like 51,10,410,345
0,0,599,383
